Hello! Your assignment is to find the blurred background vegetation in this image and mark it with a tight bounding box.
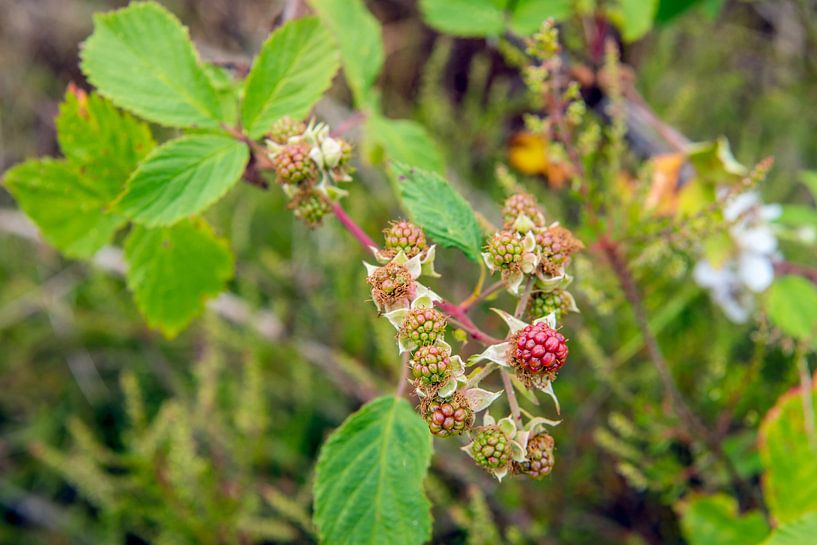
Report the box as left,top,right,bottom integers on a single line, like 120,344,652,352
1,0,816,544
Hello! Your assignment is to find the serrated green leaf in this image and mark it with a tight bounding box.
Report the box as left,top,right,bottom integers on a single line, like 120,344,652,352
313,396,432,545
676,493,769,545
3,159,125,258
759,376,817,524
203,63,241,126
80,1,223,128
116,134,249,227
508,0,573,35
241,17,339,139
366,115,445,174
393,162,483,260
57,88,156,185
761,512,817,545
607,0,658,42
419,0,506,37
124,218,234,337
765,276,817,341
309,0,383,108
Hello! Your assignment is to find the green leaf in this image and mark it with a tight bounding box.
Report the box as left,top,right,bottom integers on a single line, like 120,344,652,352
124,218,234,337
3,159,125,258
116,134,249,227
366,115,445,174
508,0,573,35
80,2,223,128
393,162,483,260
765,276,817,341
687,137,748,187
607,0,658,42
759,376,817,524
761,512,817,545
313,396,432,545
241,17,339,139
676,493,769,545
203,64,241,126
309,0,383,108
56,87,156,186
419,0,506,37
775,205,817,229
655,0,705,24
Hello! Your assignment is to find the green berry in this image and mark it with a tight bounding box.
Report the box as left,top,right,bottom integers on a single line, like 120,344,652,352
400,308,446,347
526,289,570,321
291,191,331,227
268,116,306,144
471,426,513,471
383,220,427,258
410,345,451,385
485,230,525,271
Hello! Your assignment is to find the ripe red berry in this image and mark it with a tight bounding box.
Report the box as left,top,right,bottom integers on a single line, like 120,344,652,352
272,143,318,185
410,345,451,385
400,308,446,347
383,220,427,259
502,192,545,229
422,393,473,437
471,426,512,471
514,432,555,479
510,322,568,374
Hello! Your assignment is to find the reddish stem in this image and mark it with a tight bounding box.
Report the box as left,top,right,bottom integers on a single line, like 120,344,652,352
330,201,378,253
437,300,503,346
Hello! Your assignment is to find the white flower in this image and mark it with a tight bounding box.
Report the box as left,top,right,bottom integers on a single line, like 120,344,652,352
693,191,781,323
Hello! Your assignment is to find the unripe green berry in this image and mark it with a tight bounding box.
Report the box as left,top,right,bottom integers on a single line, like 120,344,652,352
400,308,446,347
268,116,306,144
526,289,570,321
410,345,451,385
471,426,512,471
383,220,427,258
291,191,331,227
485,230,525,270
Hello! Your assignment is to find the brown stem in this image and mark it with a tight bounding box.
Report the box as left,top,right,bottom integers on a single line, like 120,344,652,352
599,235,767,517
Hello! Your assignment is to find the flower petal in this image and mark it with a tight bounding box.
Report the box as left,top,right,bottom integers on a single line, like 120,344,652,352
470,342,511,367
384,308,408,329
498,416,517,437
483,413,496,426
462,388,502,412
482,252,498,273
538,379,560,415
533,312,557,329
491,308,528,333
438,379,458,398
363,261,379,276
420,245,441,278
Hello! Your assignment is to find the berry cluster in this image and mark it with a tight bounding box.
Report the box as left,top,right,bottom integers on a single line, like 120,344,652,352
502,192,546,229
422,392,474,438
382,220,428,259
513,432,555,479
410,345,452,385
367,262,416,312
535,225,583,276
526,289,574,322
400,307,447,348
510,321,568,374
266,118,353,227
470,426,513,472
